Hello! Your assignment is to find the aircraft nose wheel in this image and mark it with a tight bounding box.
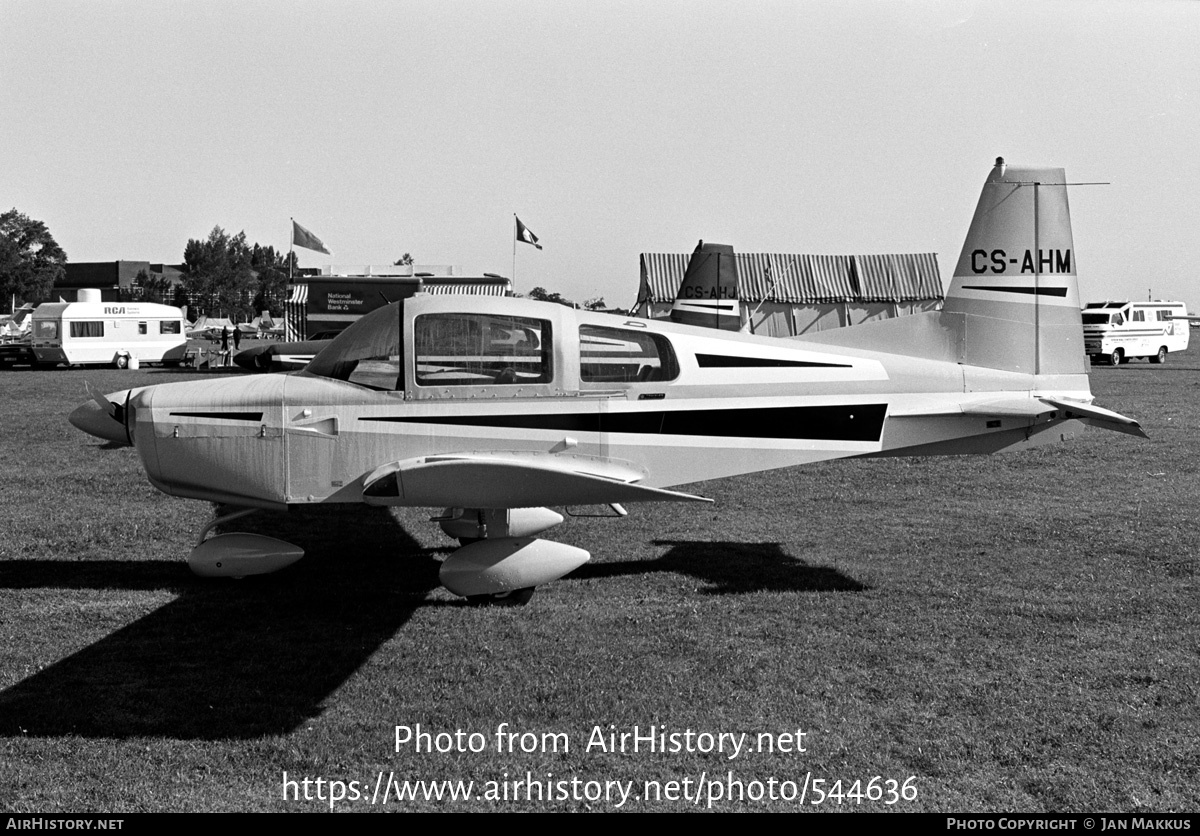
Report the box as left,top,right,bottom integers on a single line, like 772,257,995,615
465,587,536,607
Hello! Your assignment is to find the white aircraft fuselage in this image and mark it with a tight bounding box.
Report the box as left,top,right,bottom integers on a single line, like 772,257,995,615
69,160,1143,601
123,293,1095,513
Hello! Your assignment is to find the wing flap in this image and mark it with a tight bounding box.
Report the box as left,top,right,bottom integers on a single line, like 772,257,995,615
362,453,711,508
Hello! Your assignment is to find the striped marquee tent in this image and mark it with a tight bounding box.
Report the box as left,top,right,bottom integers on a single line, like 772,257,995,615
637,252,944,337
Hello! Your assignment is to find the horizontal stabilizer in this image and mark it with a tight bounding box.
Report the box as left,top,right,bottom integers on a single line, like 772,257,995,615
960,398,1059,419
362,452,712,508
890,396,1058,419
1039,398,1148,438
891,395,1145,437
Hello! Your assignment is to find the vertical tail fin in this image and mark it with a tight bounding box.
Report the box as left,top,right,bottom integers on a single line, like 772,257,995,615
670,240,741,331
944,157,1085,375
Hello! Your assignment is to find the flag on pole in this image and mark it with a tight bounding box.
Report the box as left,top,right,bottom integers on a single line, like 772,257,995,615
292,220,330,254
515,216,542,250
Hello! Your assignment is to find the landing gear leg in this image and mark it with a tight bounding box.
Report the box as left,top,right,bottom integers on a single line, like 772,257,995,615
194,507,259,547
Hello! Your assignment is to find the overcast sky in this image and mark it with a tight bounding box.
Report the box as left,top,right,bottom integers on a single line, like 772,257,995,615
3,0,1197,307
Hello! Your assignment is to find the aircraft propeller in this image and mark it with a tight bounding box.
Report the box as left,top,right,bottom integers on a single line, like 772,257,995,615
69,384,133,446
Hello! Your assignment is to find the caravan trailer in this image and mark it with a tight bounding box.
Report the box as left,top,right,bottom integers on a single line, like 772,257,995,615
30,300,187,368
1081,300,1189,365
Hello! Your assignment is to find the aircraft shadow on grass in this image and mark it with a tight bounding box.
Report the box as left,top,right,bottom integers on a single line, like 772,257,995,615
0,510,862,740
0,505,440,740
573,540,866,595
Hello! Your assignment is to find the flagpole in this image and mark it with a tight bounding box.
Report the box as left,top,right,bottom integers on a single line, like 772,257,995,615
288,217,294,282
512,214,517,292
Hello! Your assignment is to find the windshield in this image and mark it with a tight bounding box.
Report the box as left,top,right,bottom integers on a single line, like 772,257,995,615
304,302,402,390
1081,313,1111,325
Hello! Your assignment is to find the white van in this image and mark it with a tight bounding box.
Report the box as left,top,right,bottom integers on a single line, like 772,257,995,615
30,301,188,368
1082,301,1190,365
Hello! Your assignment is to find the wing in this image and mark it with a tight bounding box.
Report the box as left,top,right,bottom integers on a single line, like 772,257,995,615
361,452,712,508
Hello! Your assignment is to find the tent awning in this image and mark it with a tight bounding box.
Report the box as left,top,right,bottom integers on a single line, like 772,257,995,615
639,252,943,305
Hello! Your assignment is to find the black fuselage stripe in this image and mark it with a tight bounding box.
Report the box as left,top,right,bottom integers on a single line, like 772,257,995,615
696,353,852,369
361,404,887,442
169,411,264,421
961,285,1069,297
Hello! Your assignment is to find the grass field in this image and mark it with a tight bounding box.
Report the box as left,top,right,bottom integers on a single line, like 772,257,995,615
0,347,1197,812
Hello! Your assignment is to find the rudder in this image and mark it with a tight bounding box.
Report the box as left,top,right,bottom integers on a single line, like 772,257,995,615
944,157,1085,375
670,240,741,331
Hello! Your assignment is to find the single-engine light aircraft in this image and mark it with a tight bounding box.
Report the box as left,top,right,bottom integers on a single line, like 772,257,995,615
70,159,1143,603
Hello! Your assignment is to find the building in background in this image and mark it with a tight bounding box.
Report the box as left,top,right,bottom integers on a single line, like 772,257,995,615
284,266,512,340
54,261,185,303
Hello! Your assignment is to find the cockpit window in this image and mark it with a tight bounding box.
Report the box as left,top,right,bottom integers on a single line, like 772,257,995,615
415,314,551,386
305,303,403,390
579,324,679,383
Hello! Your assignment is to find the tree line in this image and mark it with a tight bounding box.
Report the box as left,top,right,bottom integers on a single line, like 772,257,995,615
0,210,294,319
0,209,66,309
526,286,608,311
1,209,603,318
176,226,293,319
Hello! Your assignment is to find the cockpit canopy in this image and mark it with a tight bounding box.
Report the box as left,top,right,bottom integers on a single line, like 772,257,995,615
303,296,679,394
304,302,403,389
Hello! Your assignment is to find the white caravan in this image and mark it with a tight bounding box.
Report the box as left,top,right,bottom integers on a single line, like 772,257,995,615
1081,301,1189,365
31,301,188,368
